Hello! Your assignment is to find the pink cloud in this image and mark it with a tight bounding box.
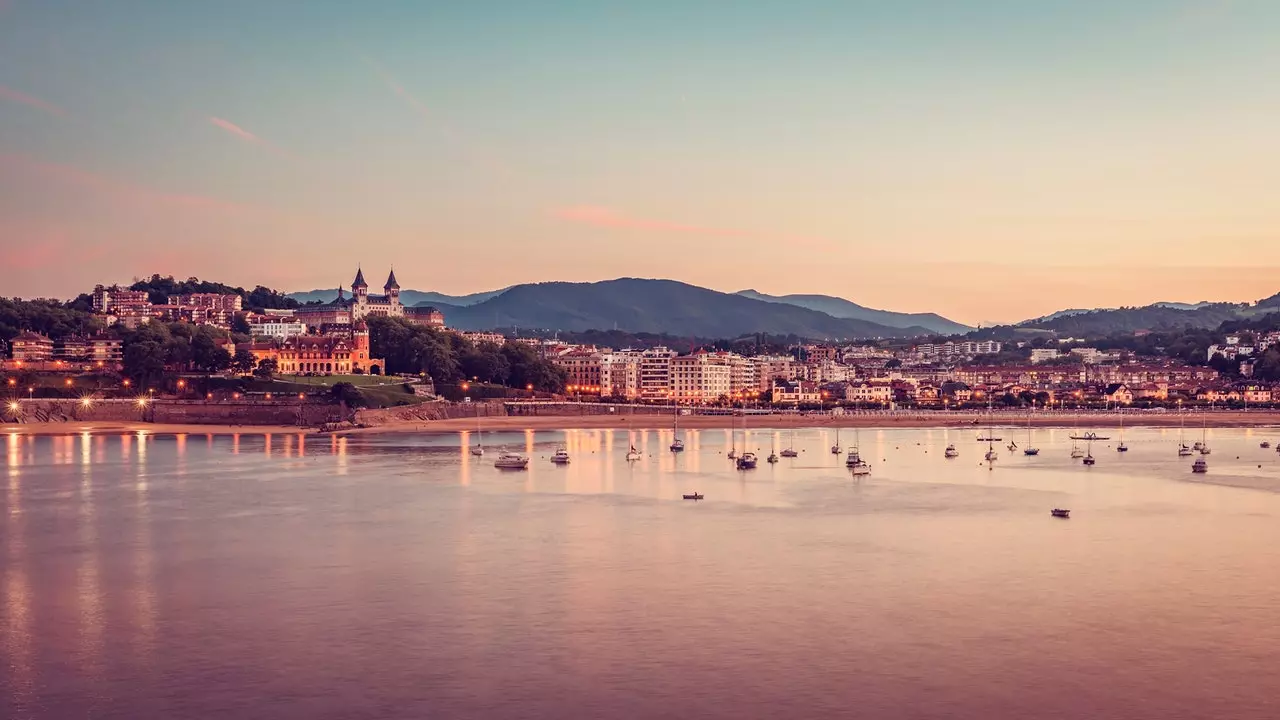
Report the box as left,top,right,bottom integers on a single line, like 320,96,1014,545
552,206,754,238
208,116,290,158
0,85,67,117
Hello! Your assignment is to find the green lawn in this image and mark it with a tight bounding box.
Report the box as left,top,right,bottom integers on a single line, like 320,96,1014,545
275,374,404,387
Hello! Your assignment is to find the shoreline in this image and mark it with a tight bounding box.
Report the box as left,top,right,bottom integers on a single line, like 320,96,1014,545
4,411,1280,437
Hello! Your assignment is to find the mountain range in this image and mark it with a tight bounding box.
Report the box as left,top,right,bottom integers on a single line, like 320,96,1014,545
289,278,965,339
735,289,971,335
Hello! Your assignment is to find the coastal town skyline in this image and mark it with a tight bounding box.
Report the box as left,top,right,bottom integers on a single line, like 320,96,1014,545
4,1,1280,323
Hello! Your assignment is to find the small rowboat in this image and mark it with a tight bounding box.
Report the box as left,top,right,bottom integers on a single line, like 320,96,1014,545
682,493,704,501
1051,509,1070,518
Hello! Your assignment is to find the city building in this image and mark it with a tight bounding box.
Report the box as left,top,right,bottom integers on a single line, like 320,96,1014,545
91,285,152,314
404,306,446,328
461,331,506,346
772,379,822,405
846,381,893,405
249,322,383,375
1030,348,1060,364
639,347,676,400
10,331,54,361
753,355,796,391
248,316,309,339
553,350,603,390
671,352,732,402
599,353,640,399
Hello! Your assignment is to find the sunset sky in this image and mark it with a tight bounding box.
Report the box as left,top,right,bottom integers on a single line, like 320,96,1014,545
2,0,1278,325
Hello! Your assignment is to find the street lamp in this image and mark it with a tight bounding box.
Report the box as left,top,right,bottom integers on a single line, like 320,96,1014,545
27,386,33,401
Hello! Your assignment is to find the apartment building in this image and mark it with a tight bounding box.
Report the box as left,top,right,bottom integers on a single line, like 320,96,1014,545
639,347,677,400
671,353,732,402
599,353,640,399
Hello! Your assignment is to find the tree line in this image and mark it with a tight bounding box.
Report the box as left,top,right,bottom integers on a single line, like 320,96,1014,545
367,317,566,391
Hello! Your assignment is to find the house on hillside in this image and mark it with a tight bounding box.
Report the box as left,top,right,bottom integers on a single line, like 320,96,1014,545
1102,383,1133,405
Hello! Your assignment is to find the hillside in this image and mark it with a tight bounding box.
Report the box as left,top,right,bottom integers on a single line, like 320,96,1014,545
436,279,933,338
736,289,970,335
287,288,504,307
1016,302,1247,335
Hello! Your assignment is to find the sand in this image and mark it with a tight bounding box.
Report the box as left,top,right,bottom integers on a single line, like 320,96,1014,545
4,411,1279,437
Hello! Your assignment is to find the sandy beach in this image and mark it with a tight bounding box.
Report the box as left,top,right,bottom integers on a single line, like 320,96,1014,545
1,421,318,436
4,411,1280,436
340,410,1280,435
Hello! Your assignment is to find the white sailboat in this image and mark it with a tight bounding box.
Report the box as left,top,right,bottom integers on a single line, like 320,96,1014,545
669,407,684,452
1070,413,1084,458
1116,412,1128,452
984,410,998,463
469,402,484,456
1022,410,1039,456
1178,412,1194,456
1082,438,1096,466
831,425,842,455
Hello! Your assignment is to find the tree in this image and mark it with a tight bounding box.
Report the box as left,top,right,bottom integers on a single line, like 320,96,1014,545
231,349,257,374
329,382,367,408
123,340,167,387
231,313,252,335
254,358,278,379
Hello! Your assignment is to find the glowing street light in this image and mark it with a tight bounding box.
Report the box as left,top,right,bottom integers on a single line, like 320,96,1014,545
6,378,14,387
136,398,148,407
6,401,18,413
64,378,73,387
80,397,93,408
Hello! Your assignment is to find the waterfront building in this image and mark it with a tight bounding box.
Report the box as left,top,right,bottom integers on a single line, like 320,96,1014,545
671,352,732,402
772,379,822,405
639,347,677,400
599,353,641,399
554,350,603,390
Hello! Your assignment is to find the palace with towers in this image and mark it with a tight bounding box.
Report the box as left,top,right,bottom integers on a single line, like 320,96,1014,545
294,267,443,332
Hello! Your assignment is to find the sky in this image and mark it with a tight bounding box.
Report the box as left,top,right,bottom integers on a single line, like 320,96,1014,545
2,0,1279,325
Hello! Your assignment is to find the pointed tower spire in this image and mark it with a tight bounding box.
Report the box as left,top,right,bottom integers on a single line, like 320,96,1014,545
352,266,367,288
384,267,399,290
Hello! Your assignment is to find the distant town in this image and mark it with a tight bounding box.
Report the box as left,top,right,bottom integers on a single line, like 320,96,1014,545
3,267,1280,428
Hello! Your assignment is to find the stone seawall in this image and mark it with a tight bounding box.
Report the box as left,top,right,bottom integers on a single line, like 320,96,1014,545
355,400,504,427
1,399,340,426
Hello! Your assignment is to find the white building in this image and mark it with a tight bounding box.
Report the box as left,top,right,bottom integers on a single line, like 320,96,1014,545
249,317,308,339
599,353,640,399
639,347,677,400
671,353,732,402
846,381,893,404
1030,348,1060,364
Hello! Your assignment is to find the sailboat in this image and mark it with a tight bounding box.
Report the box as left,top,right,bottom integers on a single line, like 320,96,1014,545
1198,415,1211,455
625,419,641,461
831,425,842,455
983,410,998,462
1070,413,1084,458
767,432,779,463
469,403,484,456
1177,411,1193,456
669,408,684,452
780,428,799,458
1082,438,1096,466
1022,410,1039,456
846,429,871,475
1116,412,1128,452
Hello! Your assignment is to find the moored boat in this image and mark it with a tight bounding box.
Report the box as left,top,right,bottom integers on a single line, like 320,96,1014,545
682,493,704,501
550,447,570,464
944,444,959,458
1192,457,1208,474
1051,509,1070,518
494,451,529,469
736,452,758,470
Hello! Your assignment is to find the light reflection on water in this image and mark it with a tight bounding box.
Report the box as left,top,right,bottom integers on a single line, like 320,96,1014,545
1,426,1280,719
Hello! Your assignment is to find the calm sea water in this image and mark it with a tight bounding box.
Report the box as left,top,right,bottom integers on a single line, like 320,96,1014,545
4,425,1280,719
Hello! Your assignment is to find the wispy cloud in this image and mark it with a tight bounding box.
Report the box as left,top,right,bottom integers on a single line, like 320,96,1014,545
553,206,754,238
208,116,290,158
0,85,67,117
357,53,517,180
1,152,251,214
